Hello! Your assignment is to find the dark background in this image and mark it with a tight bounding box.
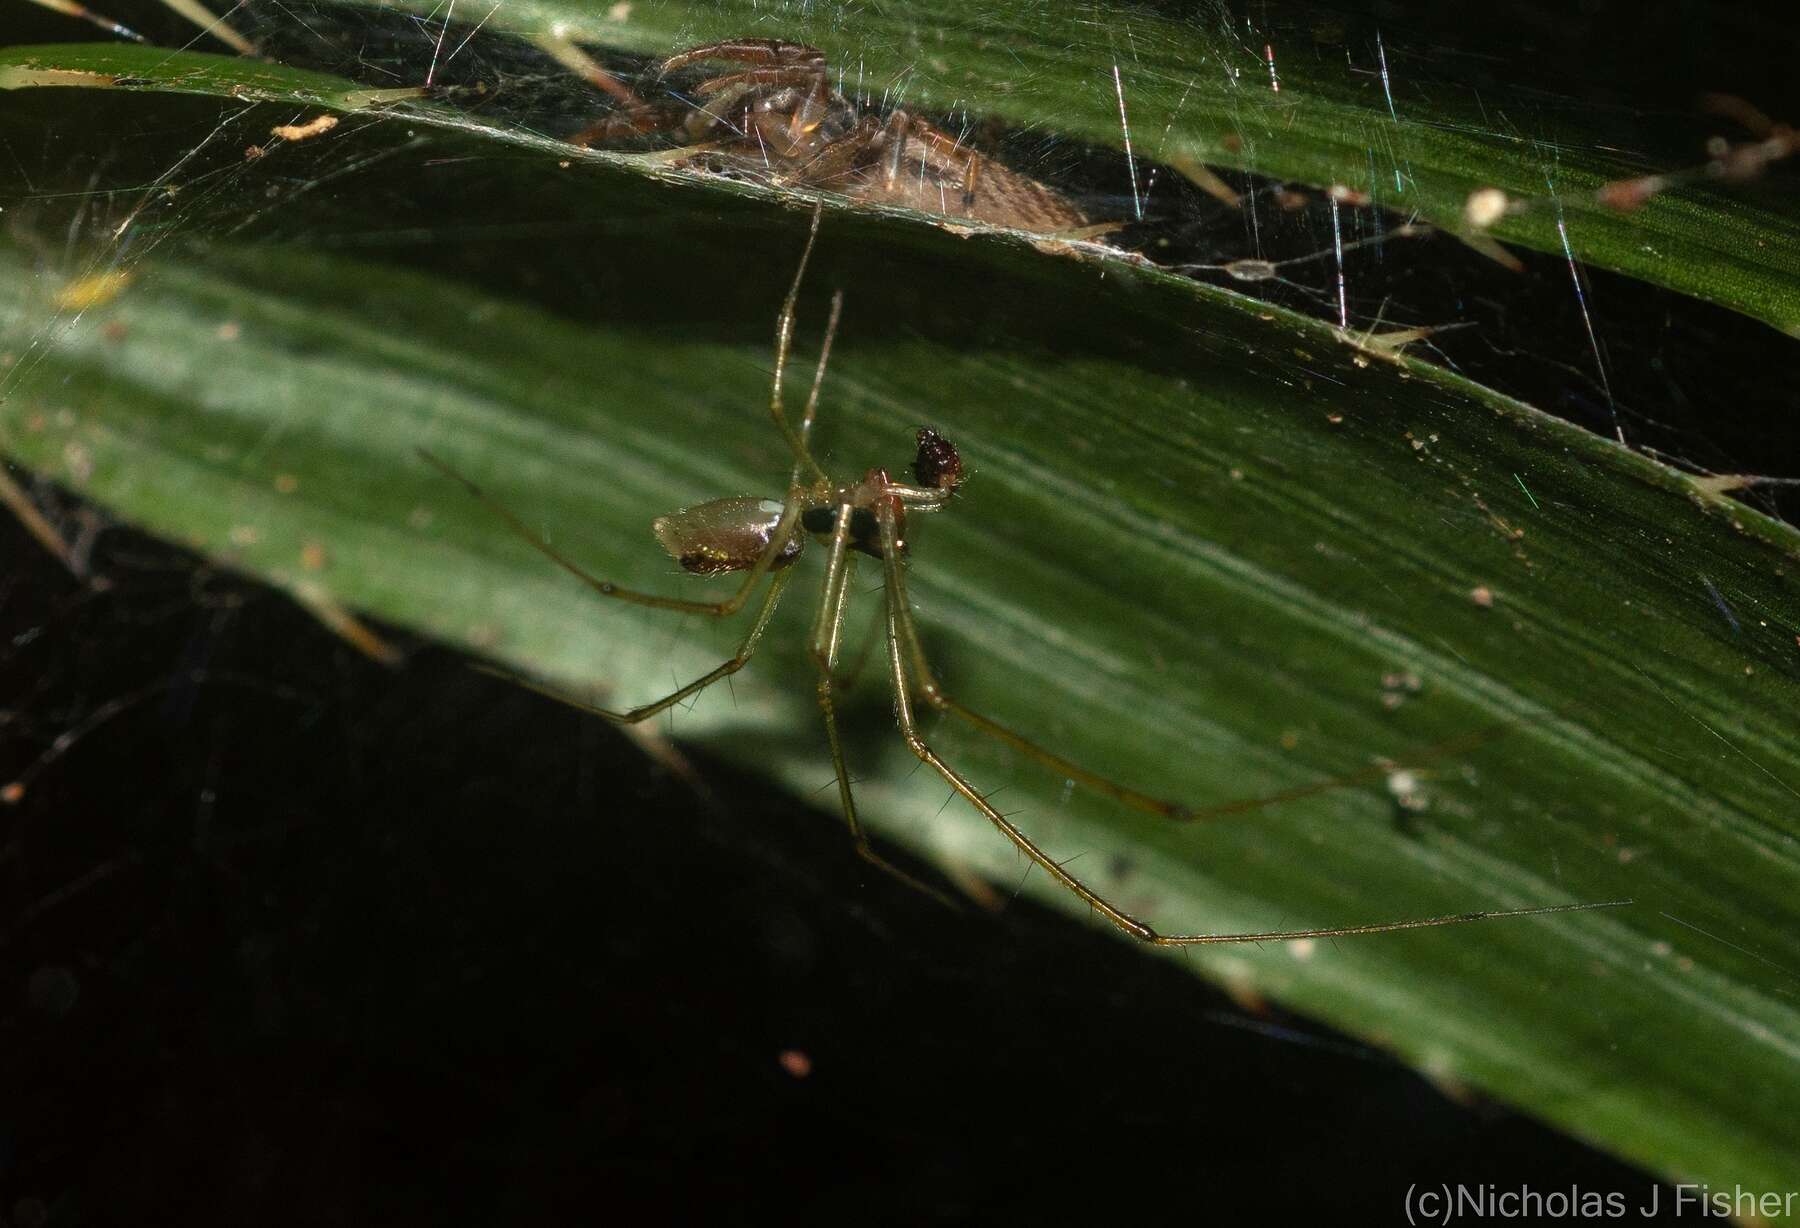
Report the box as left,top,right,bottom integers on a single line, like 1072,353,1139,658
0,506,1686,1224
4,0,1795,1221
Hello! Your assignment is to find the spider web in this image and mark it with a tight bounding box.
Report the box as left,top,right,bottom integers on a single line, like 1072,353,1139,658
4,5,1796,927
2,1,1799,1216
6,0,1799,516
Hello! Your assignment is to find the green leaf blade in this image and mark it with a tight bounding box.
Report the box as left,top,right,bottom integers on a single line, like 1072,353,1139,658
4,11,1800,1197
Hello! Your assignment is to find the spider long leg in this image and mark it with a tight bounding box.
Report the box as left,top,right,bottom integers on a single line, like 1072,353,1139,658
771,206,832,486
418,449,803,618
793,290,843,480
824,589,887,694
881,563,1188,819
880,546,1511,822
474,569,794,724
873,502,1627,945
658,39,826,77
0,465,86,580
568,103,692,148
810,502,860,824
785,114,886,193
808,503,947,900
666,81,763,143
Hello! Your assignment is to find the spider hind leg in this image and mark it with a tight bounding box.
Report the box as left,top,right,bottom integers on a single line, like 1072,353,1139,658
869,495,1626,945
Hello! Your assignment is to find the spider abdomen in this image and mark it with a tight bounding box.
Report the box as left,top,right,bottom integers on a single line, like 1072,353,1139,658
653,496,803,575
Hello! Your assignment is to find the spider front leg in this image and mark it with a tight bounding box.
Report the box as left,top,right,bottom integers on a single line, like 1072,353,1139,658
872,500,1624,945
656,39,827,77
769,205,833,487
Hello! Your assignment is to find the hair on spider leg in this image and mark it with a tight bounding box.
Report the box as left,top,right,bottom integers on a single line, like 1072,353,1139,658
421,204,1630,947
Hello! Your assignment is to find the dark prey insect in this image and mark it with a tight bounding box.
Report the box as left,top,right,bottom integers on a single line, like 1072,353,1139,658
558,37,1090,232
421,209,1625,946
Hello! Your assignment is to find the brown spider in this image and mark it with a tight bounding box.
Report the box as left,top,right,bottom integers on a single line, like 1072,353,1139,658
562,37,1090,232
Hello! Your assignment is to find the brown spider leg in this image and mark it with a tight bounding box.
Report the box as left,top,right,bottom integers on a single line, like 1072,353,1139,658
873,501,1628,944
472,568,795,724
419,449,805,618
786,114,885,191
0,465,86,580
137,0,252,54
680,74,823,149
673,80,762,142
876,111,983,205
827,589,888,694
876,505,1196,819
875,110,915,189
690,68,826,98
658,39,826,77
887,601,1188,821
677,69,824,147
